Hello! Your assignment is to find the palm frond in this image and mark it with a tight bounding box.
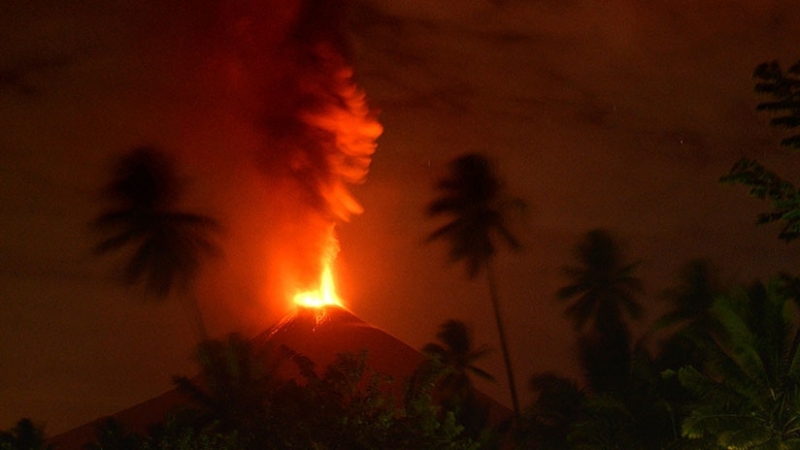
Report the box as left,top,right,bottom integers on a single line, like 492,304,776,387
710,293,770,387
557,229,642,335
466,365,496,382
92,228,143,255
563,294,595,332
426,198,464,216
421,319,495,398
677,278,800,449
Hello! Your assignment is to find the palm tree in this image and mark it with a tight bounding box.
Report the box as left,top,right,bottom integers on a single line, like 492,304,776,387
678,278,800,450
557,229,642,336
655,259,722,333
426,153,523,415
92,146,219,341
173,334,279,435
653,259,723,372
558,229,642,393
423,320,495,403
423,320,495,439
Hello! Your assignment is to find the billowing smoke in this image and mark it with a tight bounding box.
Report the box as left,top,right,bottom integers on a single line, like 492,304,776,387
192,0,381,331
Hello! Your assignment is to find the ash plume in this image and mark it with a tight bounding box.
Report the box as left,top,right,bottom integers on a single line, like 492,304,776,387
198,0,381,325
216,0,380,219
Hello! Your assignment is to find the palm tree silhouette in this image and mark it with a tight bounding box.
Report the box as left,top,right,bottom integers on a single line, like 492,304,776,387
423,319,495,439
557,229,642,393
426,152,523,415
92,146,219,341
557,229,642,336
173,334,279,434
653,259,723,371
655,259,722,333
423,320,495,401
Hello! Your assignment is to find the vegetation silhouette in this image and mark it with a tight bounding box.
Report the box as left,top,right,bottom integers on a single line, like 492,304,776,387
721,60,800,241
546,229,683,450
84,416,240,450
652,259,723,372
423,320,496,401
426,152,524,416
83,343,479,450
91,146,219,340
557,228,642,393
172,334,280,436
654,259,723,333
557,229,642,336
677,278,800,449
84,419,145,450
0,419,50,450
423,319,495,439
513,372,585,450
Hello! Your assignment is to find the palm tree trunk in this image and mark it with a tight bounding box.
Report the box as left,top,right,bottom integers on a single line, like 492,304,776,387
180,289,210,344
485,260,520,416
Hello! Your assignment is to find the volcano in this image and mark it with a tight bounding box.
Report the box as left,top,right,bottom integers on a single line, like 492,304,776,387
48,306,511,449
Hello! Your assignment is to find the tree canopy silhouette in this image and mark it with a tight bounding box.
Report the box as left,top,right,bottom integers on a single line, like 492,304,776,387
514,372,585,450
721,60,800,241
558,229,642,336
426,152,524,415
677,278,800,449
423,320,496,397
557,229,643,394
0,419,50,450
652,259,724,372
654,259,722,333
172,334,279,434
427,153,521,278
423,320,495,438
92,146,219,339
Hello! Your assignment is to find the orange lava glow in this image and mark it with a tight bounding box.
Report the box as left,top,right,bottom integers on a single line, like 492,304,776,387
292,228,344,309
292,262,342,308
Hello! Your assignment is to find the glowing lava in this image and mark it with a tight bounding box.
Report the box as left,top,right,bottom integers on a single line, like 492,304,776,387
292,228,344,310
293,263,341,308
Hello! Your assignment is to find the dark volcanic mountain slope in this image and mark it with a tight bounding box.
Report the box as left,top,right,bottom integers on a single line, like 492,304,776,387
49,306,510,449
258,305,426,381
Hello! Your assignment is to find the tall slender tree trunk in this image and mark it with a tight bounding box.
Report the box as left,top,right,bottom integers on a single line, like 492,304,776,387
180,289,210,344
485,260,520,416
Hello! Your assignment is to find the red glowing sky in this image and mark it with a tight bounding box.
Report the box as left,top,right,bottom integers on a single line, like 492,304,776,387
3,0,800,434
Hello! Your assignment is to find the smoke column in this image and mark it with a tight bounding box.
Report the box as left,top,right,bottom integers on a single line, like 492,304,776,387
194,0,381,329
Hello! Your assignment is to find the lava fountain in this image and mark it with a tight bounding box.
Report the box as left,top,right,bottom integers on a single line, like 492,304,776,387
292,226,343,309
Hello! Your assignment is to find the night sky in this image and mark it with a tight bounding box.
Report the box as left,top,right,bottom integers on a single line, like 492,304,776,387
3,0,800,434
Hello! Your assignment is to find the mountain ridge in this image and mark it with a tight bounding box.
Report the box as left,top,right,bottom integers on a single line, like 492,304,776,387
48,306,511,449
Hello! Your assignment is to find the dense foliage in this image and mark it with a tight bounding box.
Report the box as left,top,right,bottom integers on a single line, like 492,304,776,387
721,61,800,241
78,344,479,450
677,279,800,449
